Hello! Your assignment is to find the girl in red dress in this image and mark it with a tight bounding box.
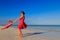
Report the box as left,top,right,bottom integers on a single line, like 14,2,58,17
1,11,27,38
1,20,13,30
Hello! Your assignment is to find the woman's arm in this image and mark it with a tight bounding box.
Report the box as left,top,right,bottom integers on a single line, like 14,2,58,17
1,16,23,30
13,16,23,24
13,18,20,24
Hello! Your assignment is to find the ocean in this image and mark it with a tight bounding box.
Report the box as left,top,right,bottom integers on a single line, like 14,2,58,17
11,25,60,30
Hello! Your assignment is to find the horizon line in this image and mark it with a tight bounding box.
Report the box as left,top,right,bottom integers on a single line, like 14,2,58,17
0,25,60,26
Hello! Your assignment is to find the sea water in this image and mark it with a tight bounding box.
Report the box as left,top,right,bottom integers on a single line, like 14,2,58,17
11,25,60,30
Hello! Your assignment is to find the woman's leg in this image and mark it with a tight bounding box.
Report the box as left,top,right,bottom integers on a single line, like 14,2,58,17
18,28,23,39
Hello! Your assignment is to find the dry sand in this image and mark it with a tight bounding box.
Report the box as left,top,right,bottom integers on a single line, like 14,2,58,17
0,26,60,40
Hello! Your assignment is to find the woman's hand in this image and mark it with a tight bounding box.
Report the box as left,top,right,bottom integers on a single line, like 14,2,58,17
13,18,20,24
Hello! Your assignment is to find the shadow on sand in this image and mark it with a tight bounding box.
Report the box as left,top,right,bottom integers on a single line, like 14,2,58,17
23,32,45,37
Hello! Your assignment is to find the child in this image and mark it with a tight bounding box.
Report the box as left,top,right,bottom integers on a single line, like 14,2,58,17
1,20,13,30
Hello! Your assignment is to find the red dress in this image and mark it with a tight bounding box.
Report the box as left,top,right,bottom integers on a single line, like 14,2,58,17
18,16,27,29
4,21,13,28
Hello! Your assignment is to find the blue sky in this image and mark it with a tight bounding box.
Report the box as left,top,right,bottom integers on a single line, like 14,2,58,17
0,0,60,25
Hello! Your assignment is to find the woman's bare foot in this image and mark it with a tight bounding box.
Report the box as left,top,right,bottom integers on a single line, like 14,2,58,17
17,35,22,40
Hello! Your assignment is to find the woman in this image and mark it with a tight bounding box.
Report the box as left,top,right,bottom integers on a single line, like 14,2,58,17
1,11,27,38
17,11,27,38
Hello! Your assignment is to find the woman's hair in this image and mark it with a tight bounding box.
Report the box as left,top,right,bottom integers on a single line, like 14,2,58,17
20,11,25,15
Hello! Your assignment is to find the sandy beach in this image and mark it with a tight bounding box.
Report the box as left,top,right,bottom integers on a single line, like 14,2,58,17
0,26,60,40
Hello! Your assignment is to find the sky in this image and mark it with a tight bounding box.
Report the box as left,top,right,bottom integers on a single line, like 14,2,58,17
0,0,60,25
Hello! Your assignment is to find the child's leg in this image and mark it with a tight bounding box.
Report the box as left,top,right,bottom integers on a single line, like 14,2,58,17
1,27,7,30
